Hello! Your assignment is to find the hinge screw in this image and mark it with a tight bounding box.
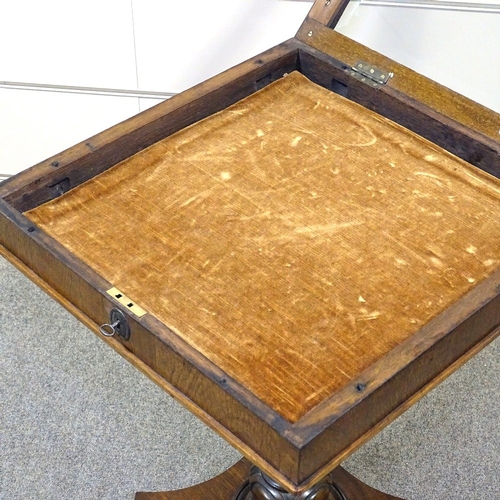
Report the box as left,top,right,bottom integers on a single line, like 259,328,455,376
325,0,331,5
308,30,314,37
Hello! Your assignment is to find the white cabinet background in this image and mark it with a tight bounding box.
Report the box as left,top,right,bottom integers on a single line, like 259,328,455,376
1,0,499,177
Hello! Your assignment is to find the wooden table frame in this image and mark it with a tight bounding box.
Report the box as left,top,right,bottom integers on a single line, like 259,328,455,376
1,1,499,498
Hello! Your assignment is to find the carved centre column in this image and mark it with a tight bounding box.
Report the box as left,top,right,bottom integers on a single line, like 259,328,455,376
234,467,345,500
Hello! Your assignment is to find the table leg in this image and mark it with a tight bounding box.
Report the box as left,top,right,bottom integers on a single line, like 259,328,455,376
135,459,252,500
135,459,405,500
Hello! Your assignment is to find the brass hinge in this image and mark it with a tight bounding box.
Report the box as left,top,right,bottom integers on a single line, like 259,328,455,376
347,61,394,88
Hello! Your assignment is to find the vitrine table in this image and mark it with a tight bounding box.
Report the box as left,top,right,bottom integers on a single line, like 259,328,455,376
1,1,499,499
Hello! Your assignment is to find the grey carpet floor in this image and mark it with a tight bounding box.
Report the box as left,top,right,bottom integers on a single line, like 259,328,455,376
1,256,499,500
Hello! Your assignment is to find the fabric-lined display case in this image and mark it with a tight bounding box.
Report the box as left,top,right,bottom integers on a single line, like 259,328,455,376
1,1,499,498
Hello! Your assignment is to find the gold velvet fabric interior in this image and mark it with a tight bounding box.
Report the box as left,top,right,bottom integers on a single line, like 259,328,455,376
26,72,500,422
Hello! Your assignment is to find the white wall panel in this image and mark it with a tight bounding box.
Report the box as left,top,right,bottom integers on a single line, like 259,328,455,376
0,0,137,89
0,89,139,176
132,0,311,93
337,5,500,113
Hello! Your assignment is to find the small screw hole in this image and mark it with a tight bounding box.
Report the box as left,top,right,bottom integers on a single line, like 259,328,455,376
356,383,366,392
115,294,122,299
27,227,36,233
127,303,133,308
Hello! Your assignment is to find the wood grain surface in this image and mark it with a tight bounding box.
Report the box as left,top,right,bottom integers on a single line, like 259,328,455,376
306,0,352,28
25,72,500,423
